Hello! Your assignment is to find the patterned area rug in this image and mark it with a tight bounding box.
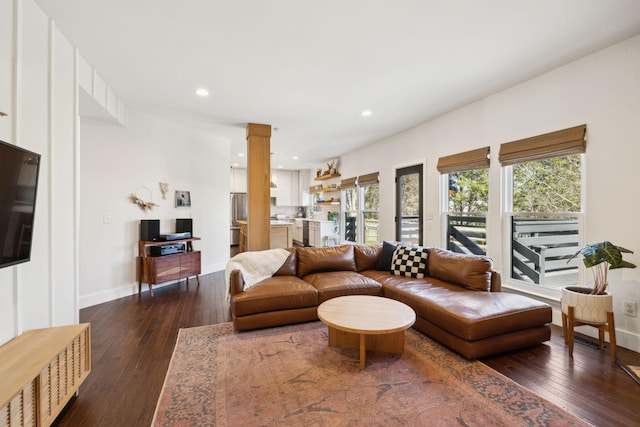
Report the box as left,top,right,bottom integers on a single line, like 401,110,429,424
152,322,590,426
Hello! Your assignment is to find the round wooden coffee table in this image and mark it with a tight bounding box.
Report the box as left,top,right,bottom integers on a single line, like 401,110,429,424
317,295,416,369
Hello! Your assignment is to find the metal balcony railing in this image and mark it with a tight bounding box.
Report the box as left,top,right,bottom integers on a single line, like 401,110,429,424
511,217,579,286
446,214,579,287
447,215,487,255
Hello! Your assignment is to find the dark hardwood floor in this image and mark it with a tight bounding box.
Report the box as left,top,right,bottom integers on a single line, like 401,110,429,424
53,271,640,426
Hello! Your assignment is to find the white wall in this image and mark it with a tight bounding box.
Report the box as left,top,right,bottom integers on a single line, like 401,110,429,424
0,0,79,344
78,109,230,307
339,34,640,351
0,0,232,345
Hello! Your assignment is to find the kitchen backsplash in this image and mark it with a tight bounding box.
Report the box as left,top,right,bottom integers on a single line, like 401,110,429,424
271,205,305,218
270,205,340,221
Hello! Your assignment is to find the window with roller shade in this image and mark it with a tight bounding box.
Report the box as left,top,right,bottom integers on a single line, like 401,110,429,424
438,147,489,255
501,125,585,288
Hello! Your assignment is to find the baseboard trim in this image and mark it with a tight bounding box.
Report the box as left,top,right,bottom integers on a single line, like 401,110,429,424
550,306,640,353
79,261,227,309
504,286,640,353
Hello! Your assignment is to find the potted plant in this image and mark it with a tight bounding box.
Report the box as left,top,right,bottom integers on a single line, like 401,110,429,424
562,241,636,323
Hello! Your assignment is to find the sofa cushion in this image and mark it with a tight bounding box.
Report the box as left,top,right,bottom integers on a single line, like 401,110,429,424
303,271,383,303
273,248,297,276
391,246,428,278
354,244,382,271
371,272,551,341
428,247,492,291
232,276,318,316
376,241,397,271
297,245,356,277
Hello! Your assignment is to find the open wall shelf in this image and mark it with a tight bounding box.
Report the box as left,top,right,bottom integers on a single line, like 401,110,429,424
311,187,340,193
314,173,341,181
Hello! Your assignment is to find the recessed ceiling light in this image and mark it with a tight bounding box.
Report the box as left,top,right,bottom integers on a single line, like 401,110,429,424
361,110,372,117
278,165,283,169
238,153,245,157
196,88,209,97
292,156,299,160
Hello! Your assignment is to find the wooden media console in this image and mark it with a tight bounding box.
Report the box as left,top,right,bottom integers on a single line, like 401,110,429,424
0,323,91,426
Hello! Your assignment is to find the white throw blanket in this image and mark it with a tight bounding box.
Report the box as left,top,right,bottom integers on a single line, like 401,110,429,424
225,248,290,301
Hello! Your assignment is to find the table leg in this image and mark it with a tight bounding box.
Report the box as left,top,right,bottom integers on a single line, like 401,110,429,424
326,326,406,370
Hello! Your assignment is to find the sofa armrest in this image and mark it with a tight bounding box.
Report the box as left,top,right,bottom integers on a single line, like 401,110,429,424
230,269,244,296
490,270,502,292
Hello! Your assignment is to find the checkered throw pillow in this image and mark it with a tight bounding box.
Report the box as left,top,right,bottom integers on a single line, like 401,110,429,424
391,246,428,278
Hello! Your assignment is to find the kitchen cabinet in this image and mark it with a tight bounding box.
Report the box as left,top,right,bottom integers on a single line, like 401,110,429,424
290,171,300,205
309,220,337,247
233,168,308,206
309,221,318,247
230,167,247,193
272,170,300,206
271,170,291,205
270,222,293,248
298,170,311,206
293,224,303,244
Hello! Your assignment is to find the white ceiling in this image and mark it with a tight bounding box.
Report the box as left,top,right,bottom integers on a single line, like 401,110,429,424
36,0,640,170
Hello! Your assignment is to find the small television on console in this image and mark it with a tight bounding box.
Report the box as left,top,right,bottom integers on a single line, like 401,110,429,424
0,140,41,269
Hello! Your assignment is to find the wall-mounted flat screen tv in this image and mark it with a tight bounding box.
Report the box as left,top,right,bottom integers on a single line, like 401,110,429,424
0,140,41,269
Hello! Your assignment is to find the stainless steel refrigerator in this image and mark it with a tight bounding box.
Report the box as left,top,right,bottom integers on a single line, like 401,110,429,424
230,192,247,246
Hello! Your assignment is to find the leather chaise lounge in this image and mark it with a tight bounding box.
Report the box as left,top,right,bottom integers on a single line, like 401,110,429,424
229,244,552,359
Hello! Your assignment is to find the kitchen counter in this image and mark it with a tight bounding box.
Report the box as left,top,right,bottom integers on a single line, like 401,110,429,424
293,218,338,247
237,219,337,251
270,221,293,248
236,220,293,250
238,219,295,225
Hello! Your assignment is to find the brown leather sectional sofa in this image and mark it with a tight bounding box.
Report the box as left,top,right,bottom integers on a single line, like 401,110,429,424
229,244,552,359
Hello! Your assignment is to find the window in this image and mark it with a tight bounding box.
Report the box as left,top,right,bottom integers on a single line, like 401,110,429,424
359,173,379,245
340,173,380,245
501,125,586,288
396,164,423,246
438,147,490,255
444,169,489,254
341,177,358,243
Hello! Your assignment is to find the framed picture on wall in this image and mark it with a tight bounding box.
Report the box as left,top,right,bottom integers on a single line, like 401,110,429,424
175,190,191,207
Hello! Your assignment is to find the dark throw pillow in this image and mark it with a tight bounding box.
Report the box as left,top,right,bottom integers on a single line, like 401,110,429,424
376,241,398,271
